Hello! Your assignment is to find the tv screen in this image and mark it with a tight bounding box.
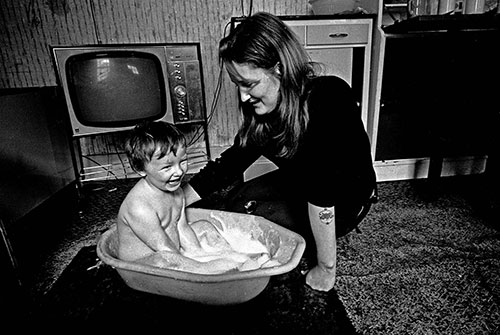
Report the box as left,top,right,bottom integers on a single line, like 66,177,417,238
66,51,165,127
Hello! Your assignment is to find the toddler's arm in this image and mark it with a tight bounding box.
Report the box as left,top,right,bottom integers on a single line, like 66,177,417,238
177,198,202,253
122,200,181,253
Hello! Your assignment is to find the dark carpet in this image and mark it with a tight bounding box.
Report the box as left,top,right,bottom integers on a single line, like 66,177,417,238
25,175,500,333
33,245,355,333
335,178,500,334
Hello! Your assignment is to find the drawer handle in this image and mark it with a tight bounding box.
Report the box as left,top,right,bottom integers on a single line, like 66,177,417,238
329,32,349,39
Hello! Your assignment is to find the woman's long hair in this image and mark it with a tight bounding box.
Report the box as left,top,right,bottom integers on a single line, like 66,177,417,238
219,12,317,158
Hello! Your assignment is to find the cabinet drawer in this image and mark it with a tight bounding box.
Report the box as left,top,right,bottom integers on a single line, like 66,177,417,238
307,23,369,45
288,25,305,44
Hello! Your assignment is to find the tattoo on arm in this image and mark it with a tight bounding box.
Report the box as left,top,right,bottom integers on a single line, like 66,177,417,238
319,208,334,225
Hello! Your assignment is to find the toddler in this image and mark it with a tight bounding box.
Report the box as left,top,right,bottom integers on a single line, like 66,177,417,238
117,121,250,274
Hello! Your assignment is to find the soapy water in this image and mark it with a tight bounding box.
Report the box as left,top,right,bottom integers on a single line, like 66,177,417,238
183,218,280,272
137,213,281,275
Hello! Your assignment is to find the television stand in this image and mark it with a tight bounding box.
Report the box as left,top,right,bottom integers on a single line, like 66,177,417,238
72,122,211,186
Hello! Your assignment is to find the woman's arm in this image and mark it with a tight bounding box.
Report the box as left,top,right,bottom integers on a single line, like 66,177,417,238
124,202,181,253
176,197,202,252
187,139,262,201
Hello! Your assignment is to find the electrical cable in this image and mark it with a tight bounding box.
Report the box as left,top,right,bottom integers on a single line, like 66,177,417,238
104,135,112,180
187,20,232,149
81,155,119,179
240,0,254,17
186,61,224,150
248,0,253,16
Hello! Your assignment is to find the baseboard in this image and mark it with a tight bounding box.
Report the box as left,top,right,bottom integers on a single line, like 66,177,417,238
374,155,488,182
239,155,489,183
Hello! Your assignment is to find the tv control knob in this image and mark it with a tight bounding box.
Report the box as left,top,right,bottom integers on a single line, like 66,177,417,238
174,85,187,97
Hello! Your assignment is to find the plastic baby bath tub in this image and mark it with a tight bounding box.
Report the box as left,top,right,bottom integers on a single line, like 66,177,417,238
96,208,306,305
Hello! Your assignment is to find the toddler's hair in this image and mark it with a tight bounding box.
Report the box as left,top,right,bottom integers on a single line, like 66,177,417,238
125,121,186,172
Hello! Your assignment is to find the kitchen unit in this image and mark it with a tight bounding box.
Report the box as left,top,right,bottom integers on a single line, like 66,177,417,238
283,15,374,131
369,1,500,181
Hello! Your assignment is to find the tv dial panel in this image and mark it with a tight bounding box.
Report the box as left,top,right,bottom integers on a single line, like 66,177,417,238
165,45,205,124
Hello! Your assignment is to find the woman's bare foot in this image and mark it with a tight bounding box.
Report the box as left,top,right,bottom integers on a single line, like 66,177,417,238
305,264,336,292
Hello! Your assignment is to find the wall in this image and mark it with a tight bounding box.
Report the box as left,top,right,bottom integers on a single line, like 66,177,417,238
0,0,309,150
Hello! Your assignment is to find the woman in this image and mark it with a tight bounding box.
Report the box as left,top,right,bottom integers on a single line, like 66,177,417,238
183,12,376,291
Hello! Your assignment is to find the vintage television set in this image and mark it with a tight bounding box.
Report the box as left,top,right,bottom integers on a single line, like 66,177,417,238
52,43,207,137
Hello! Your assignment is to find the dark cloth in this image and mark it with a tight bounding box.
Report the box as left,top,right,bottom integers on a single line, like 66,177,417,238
189,76,376,235
221,170,373,241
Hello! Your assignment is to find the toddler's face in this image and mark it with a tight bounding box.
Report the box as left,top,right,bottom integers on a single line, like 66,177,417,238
142,145,188,192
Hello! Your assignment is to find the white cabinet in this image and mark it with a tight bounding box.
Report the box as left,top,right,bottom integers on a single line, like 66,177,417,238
282,17,374,134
